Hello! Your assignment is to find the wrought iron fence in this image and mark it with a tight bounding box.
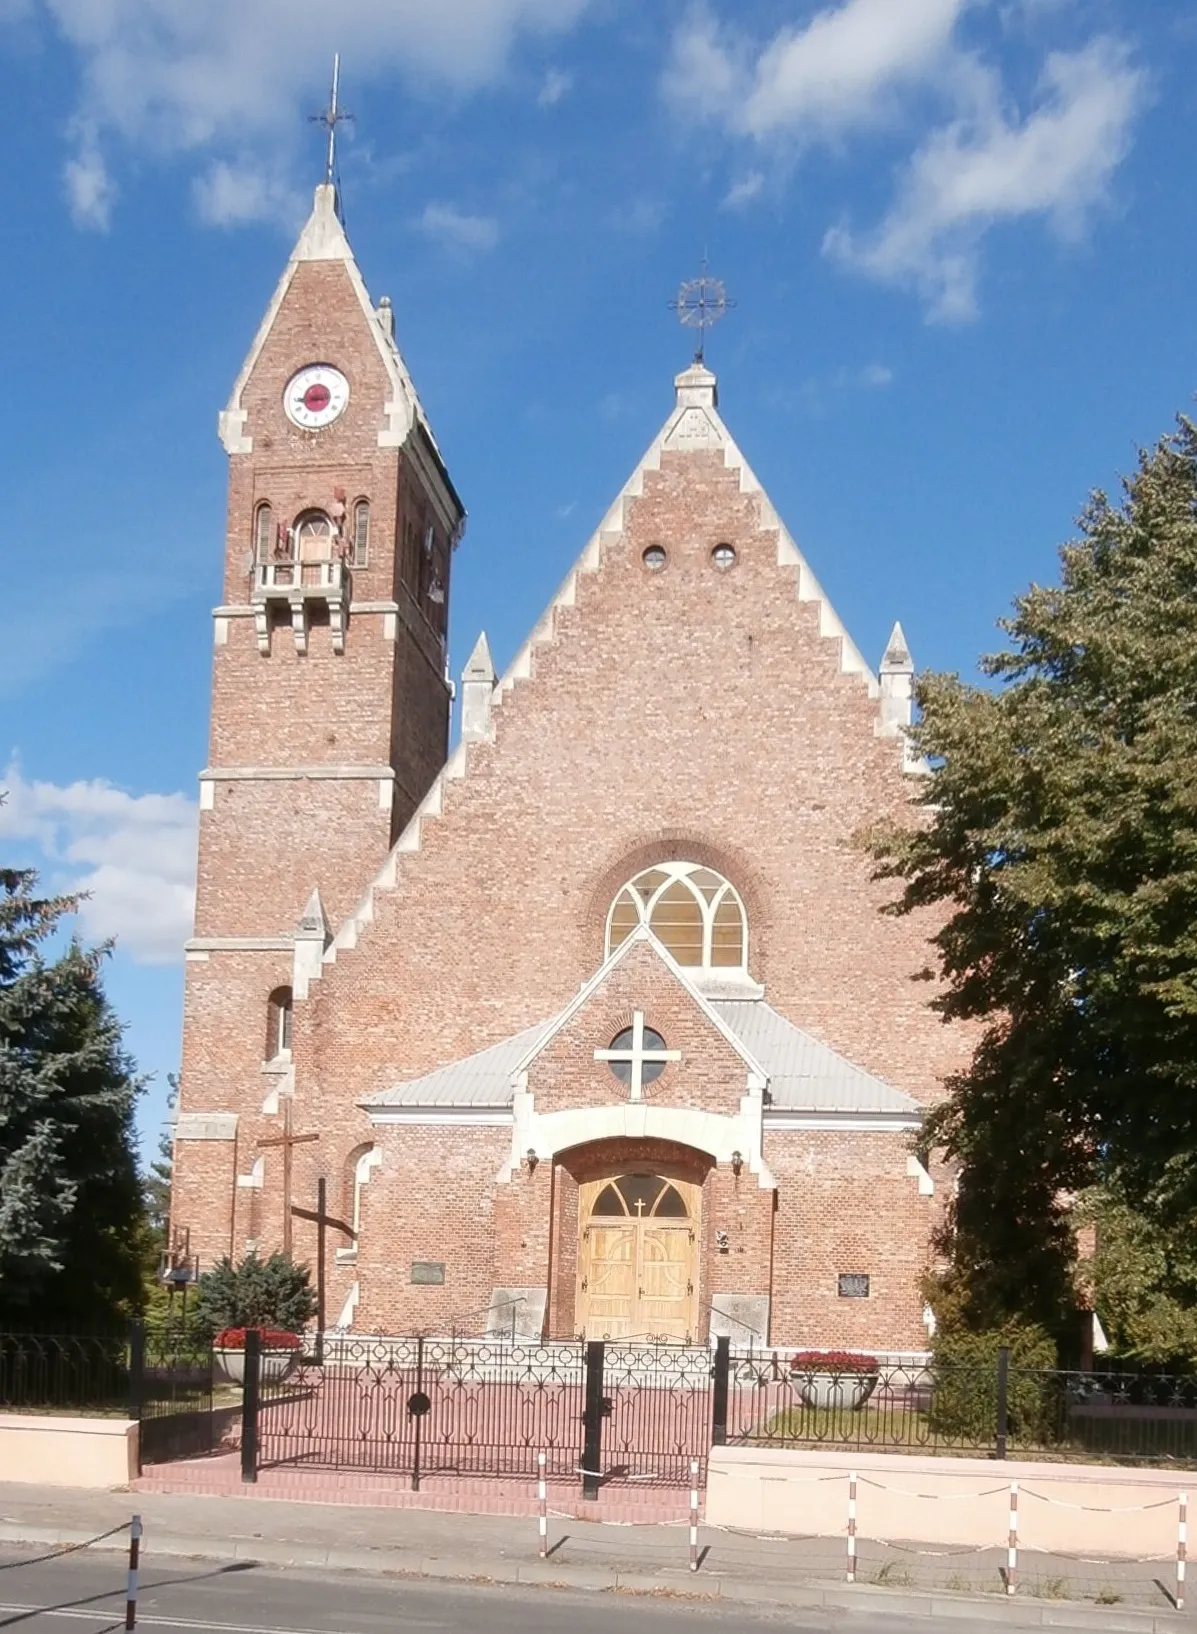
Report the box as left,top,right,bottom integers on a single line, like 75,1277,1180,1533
255,1335,586,1485
0,1326,217,1464
721,1352,1197,1468
0,1332,130,1412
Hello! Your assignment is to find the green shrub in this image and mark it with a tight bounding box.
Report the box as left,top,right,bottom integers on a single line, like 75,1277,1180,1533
192,1252,315,1339
929,1322,1061,1447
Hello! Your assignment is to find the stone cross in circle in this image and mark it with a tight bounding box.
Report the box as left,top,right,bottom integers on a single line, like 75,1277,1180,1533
594,1010,680,1102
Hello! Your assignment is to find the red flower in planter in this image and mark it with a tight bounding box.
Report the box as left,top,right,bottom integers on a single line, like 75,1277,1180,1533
214,1327,302,1350
790,1350,880,1373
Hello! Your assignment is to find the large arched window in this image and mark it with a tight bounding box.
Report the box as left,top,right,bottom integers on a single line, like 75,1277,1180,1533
606,861,747,971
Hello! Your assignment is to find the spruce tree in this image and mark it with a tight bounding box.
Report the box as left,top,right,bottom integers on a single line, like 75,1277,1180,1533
871,415,1197,1333
0,864,145,1329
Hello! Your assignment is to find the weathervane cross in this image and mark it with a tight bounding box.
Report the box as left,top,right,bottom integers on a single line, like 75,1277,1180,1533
669,258,734,364
311,53,353,186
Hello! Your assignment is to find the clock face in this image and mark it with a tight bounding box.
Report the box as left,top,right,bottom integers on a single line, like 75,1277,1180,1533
284,364,350,430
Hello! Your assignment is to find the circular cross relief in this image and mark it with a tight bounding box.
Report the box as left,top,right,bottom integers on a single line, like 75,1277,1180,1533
606,1024,669,1086
711,542,737,569
642,545,667,571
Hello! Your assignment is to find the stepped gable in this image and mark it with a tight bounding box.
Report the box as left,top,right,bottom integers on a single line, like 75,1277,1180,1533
296,358,945,1113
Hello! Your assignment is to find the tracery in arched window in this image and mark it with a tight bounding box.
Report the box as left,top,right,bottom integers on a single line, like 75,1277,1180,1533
606,862,746,971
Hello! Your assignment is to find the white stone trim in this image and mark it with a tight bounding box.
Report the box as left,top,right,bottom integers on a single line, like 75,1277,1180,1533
185,936,294,953
236,1155,265,1190
764,1111,924,1132
503,1099,775,1189
907,1154,935,1195
200,765,396,783
185,950,209,963
175,1112,239,1141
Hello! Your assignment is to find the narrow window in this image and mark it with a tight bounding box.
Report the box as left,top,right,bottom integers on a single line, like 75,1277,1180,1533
254,502,273,562
352,500,370,568
266,986,293,1060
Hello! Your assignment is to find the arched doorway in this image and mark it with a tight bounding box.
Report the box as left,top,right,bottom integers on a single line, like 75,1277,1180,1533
576,1172,700,1342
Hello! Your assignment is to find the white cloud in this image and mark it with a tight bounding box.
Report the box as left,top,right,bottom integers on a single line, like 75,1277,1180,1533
193,160,303,228
722,170,764,210
27,0,591,225
833,362,895,389
64,133,115,229
418,201,500,251
663,0,967,141
824,38,1146,321
538,66,573,105
0,762,197,965
663,1,1146,321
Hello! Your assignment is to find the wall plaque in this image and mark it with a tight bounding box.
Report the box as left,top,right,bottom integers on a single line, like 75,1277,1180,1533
837,1273,870,1298
410,1261,445,1285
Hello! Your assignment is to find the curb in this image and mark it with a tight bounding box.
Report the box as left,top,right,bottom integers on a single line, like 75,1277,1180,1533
0,1522,1186,1632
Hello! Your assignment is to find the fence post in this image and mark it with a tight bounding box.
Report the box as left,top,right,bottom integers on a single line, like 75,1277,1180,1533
581,1340,605,1502
1178,1492,1187,1611
711,1335,730,1447
995,1345,1010,1460
315,1176,326,1368
128,1319,146,1422
1006,1480,1019,1595
412,1334,425,1494
125,1514,141,1632
240,1329,261,1484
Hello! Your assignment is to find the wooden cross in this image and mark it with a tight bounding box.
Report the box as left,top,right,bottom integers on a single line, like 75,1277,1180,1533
595,1011,680,1101
258,1099,320,1259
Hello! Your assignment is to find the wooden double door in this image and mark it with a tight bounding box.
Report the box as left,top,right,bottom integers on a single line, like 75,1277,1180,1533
576,1172,700,1342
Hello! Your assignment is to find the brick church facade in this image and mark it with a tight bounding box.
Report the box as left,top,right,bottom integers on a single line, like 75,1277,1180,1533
171,182,967,1354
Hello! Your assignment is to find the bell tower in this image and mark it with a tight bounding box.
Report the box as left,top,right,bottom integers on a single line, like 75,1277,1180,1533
174,180,464,1266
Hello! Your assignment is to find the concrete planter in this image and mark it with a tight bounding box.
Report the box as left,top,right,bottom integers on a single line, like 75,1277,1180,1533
794,1371,879,1410
214,1348,300,1386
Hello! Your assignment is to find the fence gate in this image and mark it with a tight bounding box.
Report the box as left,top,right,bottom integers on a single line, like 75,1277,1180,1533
252,1334,717,1489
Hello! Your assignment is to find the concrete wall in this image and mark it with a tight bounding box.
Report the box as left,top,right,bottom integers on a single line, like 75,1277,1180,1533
0,1414,138,1487
707,1446,1187,1562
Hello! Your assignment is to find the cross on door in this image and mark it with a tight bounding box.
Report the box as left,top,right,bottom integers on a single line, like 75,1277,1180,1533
594,1011,681,1101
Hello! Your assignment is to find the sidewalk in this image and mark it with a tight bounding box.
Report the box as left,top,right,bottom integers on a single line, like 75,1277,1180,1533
0,1480,1191,1630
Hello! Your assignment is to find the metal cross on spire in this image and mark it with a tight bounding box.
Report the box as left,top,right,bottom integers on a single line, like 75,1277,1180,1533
311,53,353,186
669,259,734,364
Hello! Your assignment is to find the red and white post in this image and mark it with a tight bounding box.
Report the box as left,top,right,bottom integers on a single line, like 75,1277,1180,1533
1177,1492,1187,1611
538,1452,548,1559
1006,1481,1019,1596
689,1459,700,1572
847,1472,857,1583
125,1514,142,1632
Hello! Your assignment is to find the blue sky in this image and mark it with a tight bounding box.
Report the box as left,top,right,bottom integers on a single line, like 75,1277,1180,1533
1,0,1194,1163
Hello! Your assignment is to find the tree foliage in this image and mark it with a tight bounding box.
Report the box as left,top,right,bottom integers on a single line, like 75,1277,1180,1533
192,1252,316,1338
1077,1186,1197,1365
0,864,145,1328
871,416,1197,1333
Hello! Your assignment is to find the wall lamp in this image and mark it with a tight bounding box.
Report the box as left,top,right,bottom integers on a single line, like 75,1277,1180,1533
525,1148,539,1173
731,1150,743,1177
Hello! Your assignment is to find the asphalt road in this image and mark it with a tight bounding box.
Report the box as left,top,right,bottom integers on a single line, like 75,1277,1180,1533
0,1543,1030,1634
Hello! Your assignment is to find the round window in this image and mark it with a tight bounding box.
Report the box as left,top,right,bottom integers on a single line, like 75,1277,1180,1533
711,543,737,569
642,545,667,571
606,1025,669,1086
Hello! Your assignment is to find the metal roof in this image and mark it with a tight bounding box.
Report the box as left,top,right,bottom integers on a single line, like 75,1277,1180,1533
365,999,917,1115
710,1000,917,1113
366,1019,551,1108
